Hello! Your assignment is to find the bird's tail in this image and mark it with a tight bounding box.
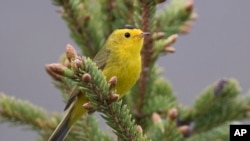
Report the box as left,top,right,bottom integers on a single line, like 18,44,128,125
49,94,87,141
48,115,71,141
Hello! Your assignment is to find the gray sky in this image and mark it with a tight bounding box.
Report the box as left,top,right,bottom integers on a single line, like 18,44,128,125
1,1,250,140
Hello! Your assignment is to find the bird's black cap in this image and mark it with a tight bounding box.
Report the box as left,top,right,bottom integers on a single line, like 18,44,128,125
122,25,137,29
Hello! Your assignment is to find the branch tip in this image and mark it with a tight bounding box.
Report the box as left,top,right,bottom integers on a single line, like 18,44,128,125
46,63,65,75
82,73,92,83
164,34,178,47
214,78,228,96
108,93,119,103
190,12,198,21
185,0,194,13
164,46,176,54
82,102,94,111
108,76,118,89
167,108,178,121
137,125,143,133
45,63,65,81
179,21,193,34
178,125,191,137
73,58,83,68
152,112,162,124
66,44,78,61
153,32,165,40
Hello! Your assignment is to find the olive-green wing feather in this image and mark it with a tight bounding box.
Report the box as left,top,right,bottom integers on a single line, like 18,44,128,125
93,45,110,70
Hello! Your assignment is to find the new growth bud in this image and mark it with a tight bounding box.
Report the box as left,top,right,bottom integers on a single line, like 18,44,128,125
162,34,178,54
108,93,119,102
167,108,178,121
164,46,176,53
153,32,165,40
66,44,78,61
46,63,65,75
214,78,228,96
152,112,162,124
82,102,94,111
82,73,92,83
136,125,143,133
164,34,178,47
179,21,193,34
108,76,118,89
73,58,83,68
63,57,71,68
185,0,194,13
45,63,66,81
178,125,191,137
190,12,198,21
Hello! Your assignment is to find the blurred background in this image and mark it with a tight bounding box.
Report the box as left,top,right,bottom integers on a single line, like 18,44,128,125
0,1,250,140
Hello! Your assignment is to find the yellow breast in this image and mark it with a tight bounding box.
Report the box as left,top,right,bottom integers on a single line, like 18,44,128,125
102,52,141,96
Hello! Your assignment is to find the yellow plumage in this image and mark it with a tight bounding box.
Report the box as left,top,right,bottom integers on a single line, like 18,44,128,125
49,26,149,141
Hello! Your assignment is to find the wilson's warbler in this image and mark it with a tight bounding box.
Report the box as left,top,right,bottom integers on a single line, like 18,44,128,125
49,25,149,141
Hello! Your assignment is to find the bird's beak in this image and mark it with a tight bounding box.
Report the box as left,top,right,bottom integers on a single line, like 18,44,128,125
141,32,151,36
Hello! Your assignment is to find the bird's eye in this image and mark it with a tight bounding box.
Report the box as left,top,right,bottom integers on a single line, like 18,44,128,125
124,32,130,38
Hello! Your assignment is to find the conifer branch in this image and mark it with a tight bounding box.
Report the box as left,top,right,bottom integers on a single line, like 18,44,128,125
178,78,250,135
145,68,175,111
151,0,196,62
147,111,187,141
4,1,249,141
187,122,230,141
66,116,112,141
80,116,112,141
53,0,92,56
53,0,104,57
102,0,135,30
191,78,243,133
53,0,140,58
79,58,150,141
130,66,178,130
155,0,196,36
0,92,110,141
0,93,56,135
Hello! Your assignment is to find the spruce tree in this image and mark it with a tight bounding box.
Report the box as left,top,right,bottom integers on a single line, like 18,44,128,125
1,0,249,141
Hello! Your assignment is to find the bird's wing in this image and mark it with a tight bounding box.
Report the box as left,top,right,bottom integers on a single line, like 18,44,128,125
93,45,110,70
64,87,79,111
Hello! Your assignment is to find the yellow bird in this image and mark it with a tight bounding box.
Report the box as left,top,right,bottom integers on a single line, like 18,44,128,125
49,25,149,141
